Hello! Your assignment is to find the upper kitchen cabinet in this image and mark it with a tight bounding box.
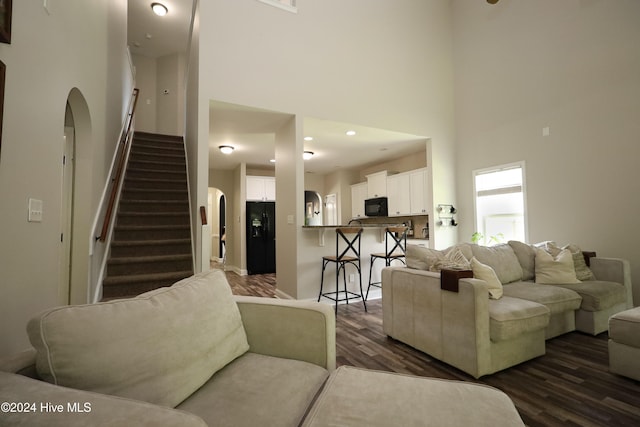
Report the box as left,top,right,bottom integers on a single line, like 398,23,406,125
409,168,429,215
387,168,430,217
351,182,368,219
387,173,411,216
366,171,388,198
247,176,276,201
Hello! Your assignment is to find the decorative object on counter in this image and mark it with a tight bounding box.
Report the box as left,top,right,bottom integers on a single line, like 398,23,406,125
366,226,408,300
318,227,367,314
437,204,457,227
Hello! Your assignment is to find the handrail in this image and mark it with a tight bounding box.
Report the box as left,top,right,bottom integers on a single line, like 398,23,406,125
98,88,140,242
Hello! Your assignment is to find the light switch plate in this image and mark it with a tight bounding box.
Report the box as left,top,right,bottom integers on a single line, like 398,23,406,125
28,198,43,222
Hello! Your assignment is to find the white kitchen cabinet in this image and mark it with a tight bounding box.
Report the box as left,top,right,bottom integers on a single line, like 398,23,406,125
246,176,276,201
387,173,411,216
366,171,387,198
409,168,430,215
351,182,368,219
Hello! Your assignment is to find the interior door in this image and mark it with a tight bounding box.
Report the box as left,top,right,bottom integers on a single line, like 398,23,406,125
59,127,75,305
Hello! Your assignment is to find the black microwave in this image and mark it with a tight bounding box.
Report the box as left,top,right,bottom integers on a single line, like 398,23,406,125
365,197,388,217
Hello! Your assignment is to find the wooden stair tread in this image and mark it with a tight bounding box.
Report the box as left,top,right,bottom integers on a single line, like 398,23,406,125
103,270,193,286
111,238,191,247
108,253,192,264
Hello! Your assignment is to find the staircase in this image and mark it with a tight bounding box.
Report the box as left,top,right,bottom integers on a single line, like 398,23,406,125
102,132,194,300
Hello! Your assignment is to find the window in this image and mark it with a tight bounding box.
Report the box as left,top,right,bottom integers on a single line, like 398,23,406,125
258,0,297,13
473,162,527,246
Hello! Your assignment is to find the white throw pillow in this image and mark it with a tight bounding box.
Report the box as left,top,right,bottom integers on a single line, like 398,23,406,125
534,248,581,284
470,257,503,299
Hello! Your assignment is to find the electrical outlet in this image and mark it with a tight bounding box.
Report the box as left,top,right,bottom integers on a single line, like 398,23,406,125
349,274,355,283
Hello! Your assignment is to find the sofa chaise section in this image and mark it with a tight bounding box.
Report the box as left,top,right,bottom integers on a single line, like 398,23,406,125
382,267,550,379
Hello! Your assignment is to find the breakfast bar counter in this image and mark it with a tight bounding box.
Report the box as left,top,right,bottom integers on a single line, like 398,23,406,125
302,224,408,246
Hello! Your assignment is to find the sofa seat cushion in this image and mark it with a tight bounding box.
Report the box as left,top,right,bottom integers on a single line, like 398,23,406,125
27,270,249,408
554,281,627,312
302,366,525,426
488,296,550,342
502,282,582,315
0,371,208,427
177,352,329,427
609,307,640,348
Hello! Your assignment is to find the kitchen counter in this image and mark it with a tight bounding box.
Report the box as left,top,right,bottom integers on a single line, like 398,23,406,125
302,224,428,246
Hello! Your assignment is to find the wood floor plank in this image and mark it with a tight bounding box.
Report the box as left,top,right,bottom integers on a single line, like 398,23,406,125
220,266,640,427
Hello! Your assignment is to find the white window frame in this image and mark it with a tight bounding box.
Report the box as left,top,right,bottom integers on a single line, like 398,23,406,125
472,161,528,245
258,0,297,14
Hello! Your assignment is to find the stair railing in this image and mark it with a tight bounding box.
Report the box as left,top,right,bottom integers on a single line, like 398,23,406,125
98,87,140,242
88,87,139,303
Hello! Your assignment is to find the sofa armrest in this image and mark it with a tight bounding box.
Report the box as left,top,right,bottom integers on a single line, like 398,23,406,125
0,371,207,427
234,296,336,372
590,257,633,308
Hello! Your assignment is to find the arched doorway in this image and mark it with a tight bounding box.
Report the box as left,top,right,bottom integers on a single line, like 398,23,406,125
63,88,92,305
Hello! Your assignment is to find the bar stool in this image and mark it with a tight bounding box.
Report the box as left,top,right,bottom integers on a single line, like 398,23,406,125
367,226,408,300
318,227,367,314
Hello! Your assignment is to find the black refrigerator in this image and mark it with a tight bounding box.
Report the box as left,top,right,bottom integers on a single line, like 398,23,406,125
246,201,276,274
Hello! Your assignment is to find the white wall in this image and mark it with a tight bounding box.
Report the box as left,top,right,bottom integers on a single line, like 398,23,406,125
0,0,129,357
198,0,456,297
452,0,640,304
131,54,157,133
132,52,186,135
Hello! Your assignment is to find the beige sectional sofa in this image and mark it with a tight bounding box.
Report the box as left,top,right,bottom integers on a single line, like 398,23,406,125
0,269,526,426
382,241,633,378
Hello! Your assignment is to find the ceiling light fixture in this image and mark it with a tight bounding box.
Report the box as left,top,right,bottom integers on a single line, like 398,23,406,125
303,151,314,160
346,130,356,136
304,136,313,141
219,145,234,154
151,2,168,16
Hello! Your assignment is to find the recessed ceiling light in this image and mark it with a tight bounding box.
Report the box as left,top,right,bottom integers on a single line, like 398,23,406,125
346,130,356,136
270,159,276,163
304,136,313,141
219,145,234,154
303,151,314,160
151,2,168,16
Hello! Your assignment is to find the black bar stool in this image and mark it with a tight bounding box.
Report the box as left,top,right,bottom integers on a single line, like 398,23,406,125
367,226,408,300
318,227,367,314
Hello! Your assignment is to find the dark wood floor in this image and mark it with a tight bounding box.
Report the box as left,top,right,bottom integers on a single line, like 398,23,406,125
219,266,640,427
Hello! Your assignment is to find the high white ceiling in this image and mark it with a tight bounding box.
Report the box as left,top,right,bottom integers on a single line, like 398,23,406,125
128,1,429,175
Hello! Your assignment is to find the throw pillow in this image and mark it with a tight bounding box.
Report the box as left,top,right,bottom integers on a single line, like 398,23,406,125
534,248,581,285
429,247,471,272
406,244,445,270
564,243,596,281
470,257,503,299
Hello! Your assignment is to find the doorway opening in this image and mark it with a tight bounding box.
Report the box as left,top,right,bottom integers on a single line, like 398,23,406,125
208,187,227,268
63,88,92,304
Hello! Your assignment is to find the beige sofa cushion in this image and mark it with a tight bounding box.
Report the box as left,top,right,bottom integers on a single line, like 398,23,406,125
178,352,329,427
609,307,640,348
554,281,627,312
508,240,536,281
27,270,249,408
470,244,523,284
0,371,208,427
302,366,525,426
502,282,582,315
488,296,550,342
